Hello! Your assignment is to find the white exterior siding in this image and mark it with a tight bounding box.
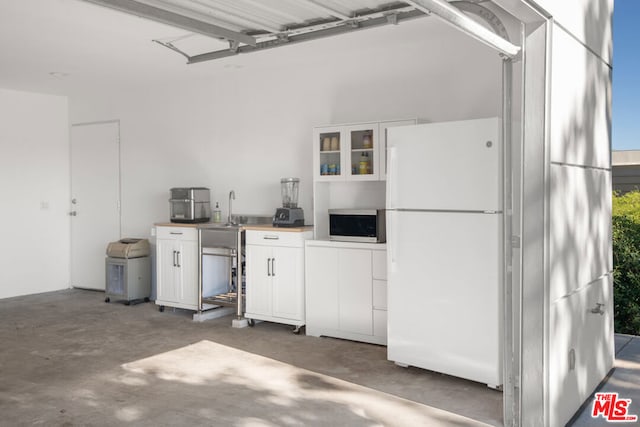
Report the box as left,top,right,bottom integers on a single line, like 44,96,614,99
544,2,614,425
549,25,612,169
549,275,615,426
549,165,612,302
533,0,613,64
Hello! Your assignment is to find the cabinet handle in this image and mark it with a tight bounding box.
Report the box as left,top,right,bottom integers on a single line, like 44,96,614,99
267,258,271,276
263,235,280,240
170,232,183,235
177,251,181,268
172,250,177,267
271,258,275,277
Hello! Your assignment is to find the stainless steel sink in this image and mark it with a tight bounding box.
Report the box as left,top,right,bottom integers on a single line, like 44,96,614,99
230,214,273,226
198,225,245,318
196,215,272,316
200,225,242,247
201,223,240,230
199,215,272,229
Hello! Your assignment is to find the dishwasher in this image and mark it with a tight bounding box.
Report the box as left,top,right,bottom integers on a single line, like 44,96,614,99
199,226,246,322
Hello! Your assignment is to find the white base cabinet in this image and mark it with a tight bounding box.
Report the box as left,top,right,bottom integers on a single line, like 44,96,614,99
245,229,312,328
155,226,199,310
305,240,387,345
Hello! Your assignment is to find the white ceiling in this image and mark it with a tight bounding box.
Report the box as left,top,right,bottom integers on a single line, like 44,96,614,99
0,0,441,97
0,0,216,96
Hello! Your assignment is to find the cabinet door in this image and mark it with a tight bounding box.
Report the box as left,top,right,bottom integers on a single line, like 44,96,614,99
343,123,379,181
245,244,272,316
338,248,373,335
271,246,304,321
372,250,387,280
176,239,199,307
305,246,339,330
314,127,345,182
373,309,388,341
156,239,178,303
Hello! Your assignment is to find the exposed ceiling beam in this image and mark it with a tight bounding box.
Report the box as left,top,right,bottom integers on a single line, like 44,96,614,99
404,0,520,57
83,0,257,46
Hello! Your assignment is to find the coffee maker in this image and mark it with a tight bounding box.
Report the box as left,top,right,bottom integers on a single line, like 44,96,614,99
273,178,304,227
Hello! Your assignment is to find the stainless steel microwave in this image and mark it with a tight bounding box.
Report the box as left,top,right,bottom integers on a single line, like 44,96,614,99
328,209,386,243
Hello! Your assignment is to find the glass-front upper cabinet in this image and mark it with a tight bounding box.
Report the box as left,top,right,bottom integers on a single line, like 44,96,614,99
313,123,380,182
316,129,343,179
346,124,378,180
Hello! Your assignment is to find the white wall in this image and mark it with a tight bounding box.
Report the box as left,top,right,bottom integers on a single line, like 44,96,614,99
0,88,70,299
68,17,502,239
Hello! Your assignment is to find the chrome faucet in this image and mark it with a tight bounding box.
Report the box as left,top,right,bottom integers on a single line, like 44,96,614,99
228,190,236,224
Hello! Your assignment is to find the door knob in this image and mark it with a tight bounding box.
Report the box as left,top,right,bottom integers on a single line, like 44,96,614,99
71,198,77,204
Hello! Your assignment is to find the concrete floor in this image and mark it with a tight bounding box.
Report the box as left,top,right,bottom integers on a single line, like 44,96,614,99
0,289,503,426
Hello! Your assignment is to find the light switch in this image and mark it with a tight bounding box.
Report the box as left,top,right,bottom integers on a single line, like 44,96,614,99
40,201,49,210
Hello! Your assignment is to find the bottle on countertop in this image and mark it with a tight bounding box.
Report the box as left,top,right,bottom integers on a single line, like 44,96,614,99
213,202,222,223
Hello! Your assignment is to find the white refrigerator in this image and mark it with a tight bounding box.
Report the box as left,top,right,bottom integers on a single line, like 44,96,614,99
386,117,503,387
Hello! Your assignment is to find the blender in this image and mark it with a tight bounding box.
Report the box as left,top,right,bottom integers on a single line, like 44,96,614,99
273,178,305,227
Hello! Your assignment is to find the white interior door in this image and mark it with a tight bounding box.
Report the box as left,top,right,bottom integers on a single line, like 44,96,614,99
70,121,120,290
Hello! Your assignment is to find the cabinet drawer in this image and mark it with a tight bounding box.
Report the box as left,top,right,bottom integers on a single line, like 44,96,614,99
246,230,311,247
372,250,387,280
373,279,387,310
373,309,387,341
156,226,198,241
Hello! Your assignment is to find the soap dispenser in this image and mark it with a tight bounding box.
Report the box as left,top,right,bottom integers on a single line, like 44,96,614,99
213,202,222,223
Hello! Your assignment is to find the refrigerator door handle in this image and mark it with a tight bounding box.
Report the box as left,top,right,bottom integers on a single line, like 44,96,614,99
388,211,398,273
386,146,398,209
